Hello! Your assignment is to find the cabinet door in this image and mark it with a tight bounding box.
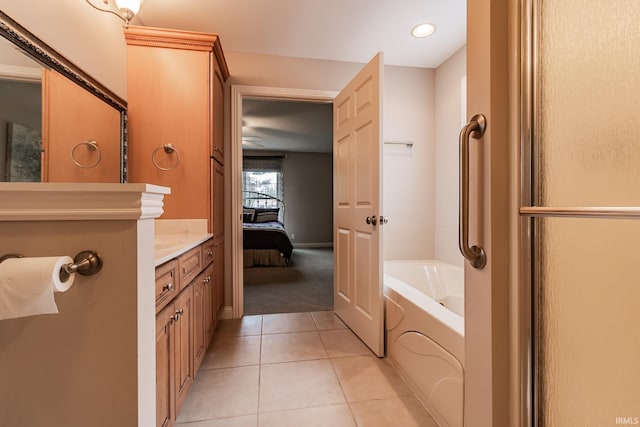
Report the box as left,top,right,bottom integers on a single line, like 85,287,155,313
173,286,193,415
211,59,225,165
213,239,224,326
202,263,215,347
156,304,175,427
192,271,206,374
212,162,224,241
127,43,210,221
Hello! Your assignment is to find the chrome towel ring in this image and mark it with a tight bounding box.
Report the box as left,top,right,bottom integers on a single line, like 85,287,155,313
152,143,181,171
71,140,101,169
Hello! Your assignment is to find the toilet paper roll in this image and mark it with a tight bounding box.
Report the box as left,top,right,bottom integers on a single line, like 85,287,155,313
0,256,75,320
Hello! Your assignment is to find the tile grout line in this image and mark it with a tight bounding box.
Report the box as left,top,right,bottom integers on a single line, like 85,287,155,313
256,314,264,426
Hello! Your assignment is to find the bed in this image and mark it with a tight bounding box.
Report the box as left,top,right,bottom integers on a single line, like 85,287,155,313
242,191,294,267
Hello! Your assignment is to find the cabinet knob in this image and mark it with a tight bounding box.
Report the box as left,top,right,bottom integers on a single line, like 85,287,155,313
170,314,178,322
207,249,213,256
203,275,211,283
163,282,173,291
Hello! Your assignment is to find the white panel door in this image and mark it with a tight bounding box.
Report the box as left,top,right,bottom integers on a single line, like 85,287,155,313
333,53,384,357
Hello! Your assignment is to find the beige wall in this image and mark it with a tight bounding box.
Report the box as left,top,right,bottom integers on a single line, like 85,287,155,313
225,52,437,287
0,219,155,426
282,152,333,245
3,1,128,99
226,51,363,91
435,46,466,267
382,64,436,260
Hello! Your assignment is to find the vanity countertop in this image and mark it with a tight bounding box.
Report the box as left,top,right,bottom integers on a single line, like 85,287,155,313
154,219,212,266
155,233,213,266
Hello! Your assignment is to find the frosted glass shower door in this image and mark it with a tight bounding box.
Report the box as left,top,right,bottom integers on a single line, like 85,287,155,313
522,0,640,424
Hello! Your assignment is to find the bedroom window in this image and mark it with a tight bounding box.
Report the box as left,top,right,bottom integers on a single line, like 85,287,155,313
242,156,283,209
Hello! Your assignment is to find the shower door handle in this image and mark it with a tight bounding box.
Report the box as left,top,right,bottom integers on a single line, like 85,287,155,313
459,114,487,269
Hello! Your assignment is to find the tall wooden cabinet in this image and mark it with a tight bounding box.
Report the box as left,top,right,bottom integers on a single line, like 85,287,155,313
124,26,229,232
126,26,229,427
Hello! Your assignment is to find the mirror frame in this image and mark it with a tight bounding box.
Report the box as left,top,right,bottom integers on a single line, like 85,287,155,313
0,10,128,182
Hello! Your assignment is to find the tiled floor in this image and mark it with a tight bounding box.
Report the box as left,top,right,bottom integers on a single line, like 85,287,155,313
175,312,439,427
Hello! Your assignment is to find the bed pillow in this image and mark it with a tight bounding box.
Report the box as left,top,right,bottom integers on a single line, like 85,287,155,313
243,207,256,223
254,207,280,223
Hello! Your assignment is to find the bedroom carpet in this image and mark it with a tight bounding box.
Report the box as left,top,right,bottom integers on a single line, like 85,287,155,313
243,248,334,315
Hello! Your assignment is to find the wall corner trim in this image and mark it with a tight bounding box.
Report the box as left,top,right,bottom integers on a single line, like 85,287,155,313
0,183,170,221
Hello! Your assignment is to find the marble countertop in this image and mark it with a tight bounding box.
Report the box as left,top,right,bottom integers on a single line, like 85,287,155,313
154,219,213,266
155,233,213,266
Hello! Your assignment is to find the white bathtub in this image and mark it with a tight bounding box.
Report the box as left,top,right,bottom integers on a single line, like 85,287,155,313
384,260,465,427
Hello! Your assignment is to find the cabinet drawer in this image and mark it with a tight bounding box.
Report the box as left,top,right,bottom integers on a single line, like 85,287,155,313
156,259,179,312
202,239,214,267
179,246,203,286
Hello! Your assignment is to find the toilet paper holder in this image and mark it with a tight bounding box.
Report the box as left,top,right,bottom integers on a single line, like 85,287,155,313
0,250,103,283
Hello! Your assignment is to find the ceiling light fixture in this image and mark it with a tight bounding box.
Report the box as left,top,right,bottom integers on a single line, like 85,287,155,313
411,23,436,38
84,0,144,27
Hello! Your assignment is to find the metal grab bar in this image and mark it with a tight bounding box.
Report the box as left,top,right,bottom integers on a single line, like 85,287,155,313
459,114,487,269
520,206,640,219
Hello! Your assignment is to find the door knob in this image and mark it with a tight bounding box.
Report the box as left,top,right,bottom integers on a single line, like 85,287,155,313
379,216,389,225
366,215,377,225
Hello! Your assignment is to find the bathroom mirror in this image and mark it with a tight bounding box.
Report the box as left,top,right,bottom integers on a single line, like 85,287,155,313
0,11,127,183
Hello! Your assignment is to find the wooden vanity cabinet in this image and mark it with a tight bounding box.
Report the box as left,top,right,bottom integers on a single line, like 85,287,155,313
125,26,229,232
173,285,194,415
155,238,218,427
155,259,179,313
193,263,214,373
155,284,193,426
178,246,202,288
156,302,175,427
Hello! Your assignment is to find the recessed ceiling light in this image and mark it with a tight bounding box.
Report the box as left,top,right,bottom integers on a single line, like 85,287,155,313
411,23,436,38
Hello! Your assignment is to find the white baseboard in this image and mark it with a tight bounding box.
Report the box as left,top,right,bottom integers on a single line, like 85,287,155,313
292,242,334,249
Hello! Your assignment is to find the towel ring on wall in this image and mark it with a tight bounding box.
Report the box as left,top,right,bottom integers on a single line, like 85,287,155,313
152,143,181,171
71,140,101,169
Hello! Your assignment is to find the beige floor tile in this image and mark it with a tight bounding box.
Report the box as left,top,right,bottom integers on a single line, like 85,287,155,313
311,311,348,330
349,396,439,427
215,315,263,338
261,331,328,364
331,355,412,402
319,329,373,358
262,312,317,334
201,335,261,370
258,404,356,427
176,414,258,427
259,360,346,413
177,366,259,423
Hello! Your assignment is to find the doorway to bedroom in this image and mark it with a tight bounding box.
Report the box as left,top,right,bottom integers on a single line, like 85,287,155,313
240,96,334,315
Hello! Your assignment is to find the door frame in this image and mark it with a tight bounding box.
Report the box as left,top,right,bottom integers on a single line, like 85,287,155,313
229,85,337,318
